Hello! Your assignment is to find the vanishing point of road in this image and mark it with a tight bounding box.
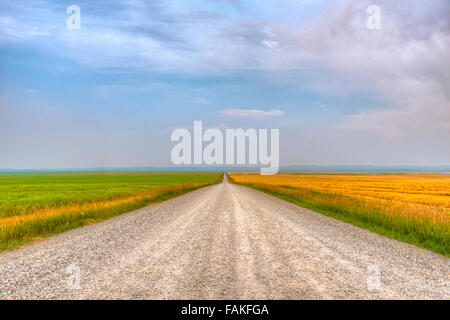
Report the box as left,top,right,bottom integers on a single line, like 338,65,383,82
0,175,448,299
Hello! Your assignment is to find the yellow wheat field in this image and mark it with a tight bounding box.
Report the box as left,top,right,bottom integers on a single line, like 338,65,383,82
230,173,450,226
230,173,450,206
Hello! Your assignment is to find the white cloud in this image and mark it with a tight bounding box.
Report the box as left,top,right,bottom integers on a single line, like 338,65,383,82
262,39,279,49
2,1,448,136
314,102,326,111
1,0,449,165
220,108,284,118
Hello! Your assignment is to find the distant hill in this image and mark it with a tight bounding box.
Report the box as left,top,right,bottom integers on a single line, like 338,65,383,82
1,165,450,173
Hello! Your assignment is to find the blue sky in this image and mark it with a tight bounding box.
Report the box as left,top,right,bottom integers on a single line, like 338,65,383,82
0,0,449,169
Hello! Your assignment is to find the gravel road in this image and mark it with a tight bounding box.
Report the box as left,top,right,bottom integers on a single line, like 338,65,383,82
0,175,448,299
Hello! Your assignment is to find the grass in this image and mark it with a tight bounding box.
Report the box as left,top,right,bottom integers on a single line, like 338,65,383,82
0,172,222,251
228,172,450,257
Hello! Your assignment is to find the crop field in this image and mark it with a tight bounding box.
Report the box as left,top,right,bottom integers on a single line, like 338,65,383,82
228,172,450,256
0,172,222,251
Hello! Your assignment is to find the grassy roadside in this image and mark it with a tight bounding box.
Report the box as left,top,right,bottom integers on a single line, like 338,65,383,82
0,173,223,252
227,174,449,257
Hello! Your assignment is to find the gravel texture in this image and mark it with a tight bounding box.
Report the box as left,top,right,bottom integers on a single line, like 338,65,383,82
0,175,448,299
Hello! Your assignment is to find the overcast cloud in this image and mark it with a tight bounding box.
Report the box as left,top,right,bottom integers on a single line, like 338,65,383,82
0,0,449,168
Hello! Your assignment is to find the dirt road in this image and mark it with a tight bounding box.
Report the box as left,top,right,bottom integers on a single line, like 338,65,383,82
0,175,448,299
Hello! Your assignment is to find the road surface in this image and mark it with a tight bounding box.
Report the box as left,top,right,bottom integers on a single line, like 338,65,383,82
0,175,448,299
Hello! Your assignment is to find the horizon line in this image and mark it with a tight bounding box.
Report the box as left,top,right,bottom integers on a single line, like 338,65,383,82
1,164,450,173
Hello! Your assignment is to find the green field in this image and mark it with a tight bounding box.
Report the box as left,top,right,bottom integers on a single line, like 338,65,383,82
0,172,222,251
